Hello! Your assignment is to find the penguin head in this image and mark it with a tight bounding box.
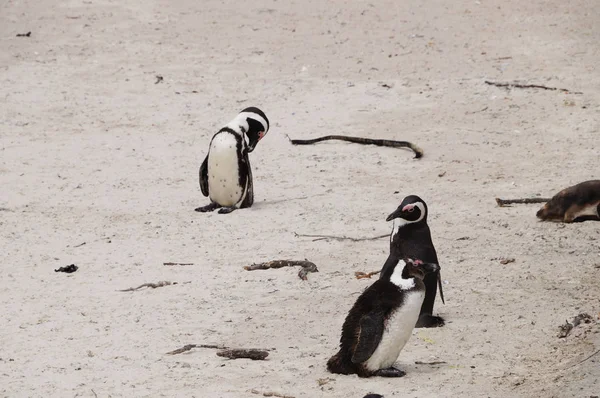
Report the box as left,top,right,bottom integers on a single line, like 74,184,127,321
237,107,269,153
386,195,428,225
401,258,439,281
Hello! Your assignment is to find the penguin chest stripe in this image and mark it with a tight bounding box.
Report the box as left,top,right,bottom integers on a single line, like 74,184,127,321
363,291,424,371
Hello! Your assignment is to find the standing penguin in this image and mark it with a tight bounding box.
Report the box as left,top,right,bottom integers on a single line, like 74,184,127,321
327,258,439,378
381,195,445,328
195,107,269,214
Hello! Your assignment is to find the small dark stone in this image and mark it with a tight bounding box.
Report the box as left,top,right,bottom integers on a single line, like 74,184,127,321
55,264,78,273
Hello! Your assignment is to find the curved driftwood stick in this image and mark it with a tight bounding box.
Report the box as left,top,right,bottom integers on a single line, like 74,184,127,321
244,260,318,280
294,232,388,242
118,281,176,292
484,80,583,94
217,349,269,360
166,344,274,356
287,135,423,158
495,197,551,207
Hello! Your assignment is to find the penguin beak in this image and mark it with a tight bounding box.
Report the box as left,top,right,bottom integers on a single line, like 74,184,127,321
420,262,440,274
386,207,402,222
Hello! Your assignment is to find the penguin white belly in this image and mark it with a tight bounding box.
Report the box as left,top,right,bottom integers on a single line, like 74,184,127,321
364,290,425,371
207,133,244,207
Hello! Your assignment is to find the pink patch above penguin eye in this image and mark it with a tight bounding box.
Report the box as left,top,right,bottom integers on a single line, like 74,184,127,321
402,204,415,212
258,131,265,140
413,259,423,265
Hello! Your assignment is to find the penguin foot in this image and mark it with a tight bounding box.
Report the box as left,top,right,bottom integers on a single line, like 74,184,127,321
415,314,445,328
217,206,237,214
195,203,221,212
374,367,405,378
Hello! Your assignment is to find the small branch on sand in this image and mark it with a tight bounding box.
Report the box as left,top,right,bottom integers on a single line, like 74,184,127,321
163,262,194,266
355,271,381,279
495,197,551,207
73,242,87,248
166,344,274,357
244,260,318,280
166,344,228,355
415,360,447,365
118,281,176,292
16,31,31,37
294,232,388,242
217,349,269,360
286,134,423,158
558,313,593,338
484,80,583,94
565,349,600,370
251,390,295,398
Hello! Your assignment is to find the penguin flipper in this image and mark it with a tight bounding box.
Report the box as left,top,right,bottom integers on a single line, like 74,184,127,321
240,153,254,208
437,270,445,304
199,155,209,197
352,312,384,364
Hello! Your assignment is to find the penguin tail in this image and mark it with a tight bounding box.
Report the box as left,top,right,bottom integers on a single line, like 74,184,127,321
327,352,353,375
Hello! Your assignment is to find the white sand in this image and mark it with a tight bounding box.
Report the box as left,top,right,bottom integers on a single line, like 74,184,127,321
1,0,599,397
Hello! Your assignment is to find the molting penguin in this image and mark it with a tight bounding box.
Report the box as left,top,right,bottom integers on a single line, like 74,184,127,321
195,107,269,214
381,195,445,328
327,258,439,378
536,180,600,223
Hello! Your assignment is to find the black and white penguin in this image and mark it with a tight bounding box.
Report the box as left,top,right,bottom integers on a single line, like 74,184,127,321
195,107,269,214
536,180,600,223
380,195,445,328
327,258,439,378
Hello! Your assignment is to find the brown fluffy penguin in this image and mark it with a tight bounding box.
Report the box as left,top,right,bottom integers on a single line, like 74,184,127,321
536,180,600,223
327,258,439,378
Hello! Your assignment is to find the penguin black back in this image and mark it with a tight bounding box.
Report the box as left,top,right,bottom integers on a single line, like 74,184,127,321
380,195,445,328
328,259,439,378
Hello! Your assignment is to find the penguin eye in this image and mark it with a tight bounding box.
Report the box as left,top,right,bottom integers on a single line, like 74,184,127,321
407,207,415,213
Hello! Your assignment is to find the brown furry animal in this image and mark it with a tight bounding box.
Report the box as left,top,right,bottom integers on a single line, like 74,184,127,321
536,180,600,223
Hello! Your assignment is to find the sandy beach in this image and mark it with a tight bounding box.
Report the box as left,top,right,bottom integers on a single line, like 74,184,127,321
1,0,599,397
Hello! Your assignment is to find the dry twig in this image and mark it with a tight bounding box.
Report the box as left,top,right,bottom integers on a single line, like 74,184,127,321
484,80,582,94
565,349,600,370
166,344,228,355
118,281,175,292
251,390,295,398
415,360,447,365
355,271,381,279
217,349,269,360
163,262,194,266
244,260,318,280
294,232,388,242
287,134,423,158
166,344,273,358
495,197,551,207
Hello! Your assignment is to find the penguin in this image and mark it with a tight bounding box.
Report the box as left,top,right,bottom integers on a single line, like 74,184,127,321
536,180,600,223
380,195,445,328
327,258,440,378
195,107,269,214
